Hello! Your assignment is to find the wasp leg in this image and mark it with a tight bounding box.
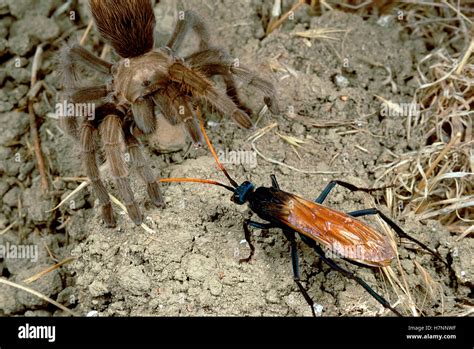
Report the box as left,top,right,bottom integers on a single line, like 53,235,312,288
239,219,274,263
270,174,280,189
315,180,388,204
305,239,403,317
282,230,316,317
347,208,446,265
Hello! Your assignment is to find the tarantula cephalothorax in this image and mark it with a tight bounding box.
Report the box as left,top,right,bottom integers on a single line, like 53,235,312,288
59,0,279,227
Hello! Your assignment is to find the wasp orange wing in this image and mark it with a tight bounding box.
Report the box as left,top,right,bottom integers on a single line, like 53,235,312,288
281,193,395,267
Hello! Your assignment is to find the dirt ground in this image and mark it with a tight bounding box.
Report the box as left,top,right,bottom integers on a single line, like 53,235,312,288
0,0,471,317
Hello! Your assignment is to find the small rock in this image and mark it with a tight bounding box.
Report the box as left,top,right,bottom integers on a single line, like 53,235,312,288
2,186,20,207
0,100,14,112
291,122,305,136
18,161,34,181
61,190,86,211
24,310,52,316
265,288,280,304
208,278,222,296
185,254,216,281
0,111,29,146
22,184,54,223
0,180,9,197
15,265,63,309
0,0,8,16
7,34,32,56
10,15,60,42
0,16,13,38
117,265,151,296
0,284,23,315
9,85,28,102
7,0,55,18
88,280,109,297
57,286,77,305
334,74,349,88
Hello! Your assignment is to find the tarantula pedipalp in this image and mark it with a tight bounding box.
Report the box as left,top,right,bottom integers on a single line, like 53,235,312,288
59,0,279,227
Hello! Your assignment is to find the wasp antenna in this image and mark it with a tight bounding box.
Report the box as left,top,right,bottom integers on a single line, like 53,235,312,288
160,177,234,192
196,108,239,188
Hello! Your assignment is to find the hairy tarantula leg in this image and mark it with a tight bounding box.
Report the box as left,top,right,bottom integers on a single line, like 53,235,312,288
131,97,156,134
64,44,112,75
80,121,116,227
231,65,280,115
185,49,253,115
166,10,210,52
152,92,180,125
124,126,165,208
70,85,108,103
99,114,142,226
203,87,253,129
169,63,253,128
174,96,202,145
58,93,80,139
185,48,279,115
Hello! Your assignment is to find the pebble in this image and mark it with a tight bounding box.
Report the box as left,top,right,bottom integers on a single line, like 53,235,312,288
0,179,9,197
2,186,20,207
22,185,54,223
10,15,60,42
7,33,32,56
7,0,55,18
15,265,63,309
88,280,109,298
0,16,12,38
0,111,29,146
117,265,151,296
291,122,305,136
334,74,350,88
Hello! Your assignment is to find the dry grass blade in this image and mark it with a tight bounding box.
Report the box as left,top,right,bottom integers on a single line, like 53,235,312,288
0,278,79,316
108,194,156,234
47,163,108,212
266,0,305,35
0,219,18,236
293,28,346,40
23,257,76,284
276,132,305,147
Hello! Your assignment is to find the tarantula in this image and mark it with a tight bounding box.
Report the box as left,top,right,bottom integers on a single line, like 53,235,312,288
59,0,279,227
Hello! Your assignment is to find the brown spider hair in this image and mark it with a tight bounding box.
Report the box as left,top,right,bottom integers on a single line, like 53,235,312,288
58,0,279,227
89,0,156,58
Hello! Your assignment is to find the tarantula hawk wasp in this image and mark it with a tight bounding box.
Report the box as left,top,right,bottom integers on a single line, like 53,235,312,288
160,116,446,317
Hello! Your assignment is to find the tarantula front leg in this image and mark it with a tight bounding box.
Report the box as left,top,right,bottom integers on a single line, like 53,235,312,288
166,10,210,52
152,91,180,126
131,97,156,134
80,120,116,227
185,48,279,115
70,85,109,103
124,123,165,208
173,95,202,145
99,114,142,225
168,62,253,128
61,44,112,88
